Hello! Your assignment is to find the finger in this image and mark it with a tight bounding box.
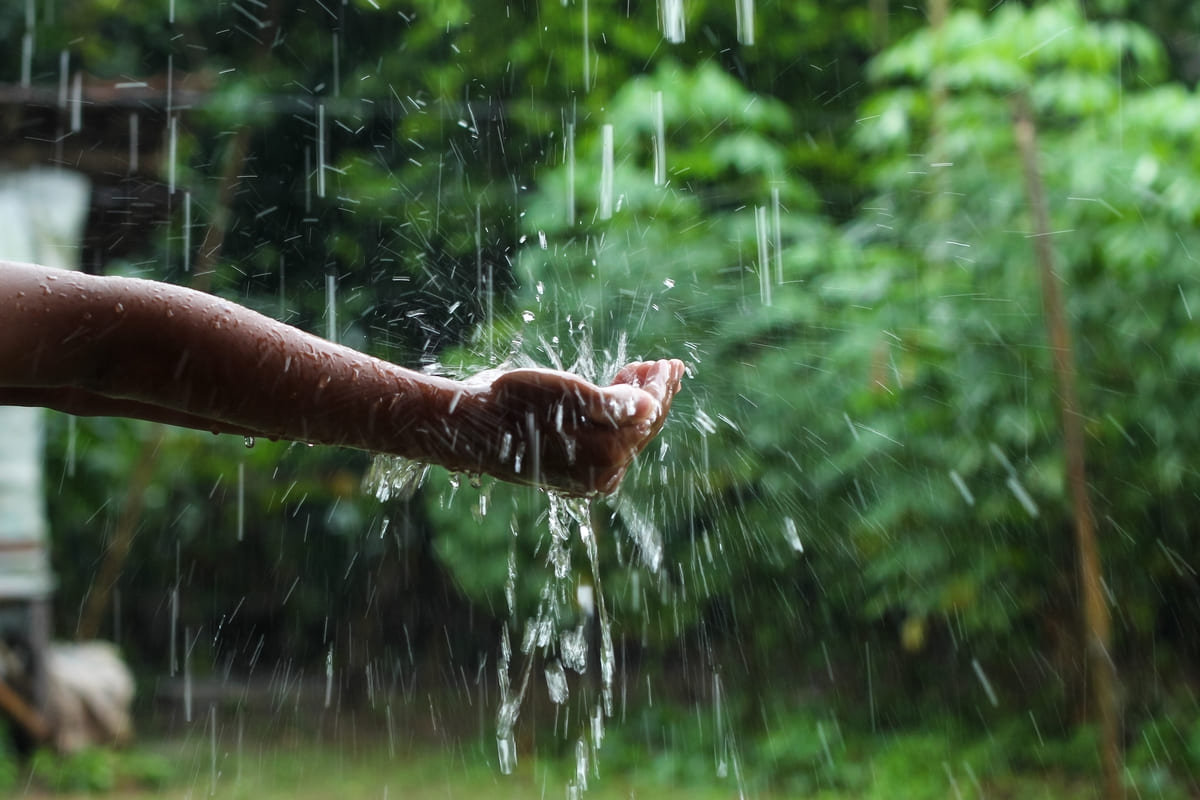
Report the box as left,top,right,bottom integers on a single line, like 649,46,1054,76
612,359,670,390
627,359,681,402
588,383,657,424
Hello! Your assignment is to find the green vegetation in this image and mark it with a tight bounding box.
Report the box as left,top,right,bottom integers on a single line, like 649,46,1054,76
5,0,1200,796
21,746,172,795
9,723,1177,799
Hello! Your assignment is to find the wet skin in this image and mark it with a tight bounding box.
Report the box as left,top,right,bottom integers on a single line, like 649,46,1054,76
0,261,684,496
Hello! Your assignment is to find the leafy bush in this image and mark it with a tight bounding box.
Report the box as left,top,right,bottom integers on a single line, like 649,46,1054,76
28,746,176,794
31,748,116,793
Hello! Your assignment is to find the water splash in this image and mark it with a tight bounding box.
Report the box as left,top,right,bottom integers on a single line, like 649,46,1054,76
616,496,664,573
363,455,430,502
496,621,533,775
544,658,568,703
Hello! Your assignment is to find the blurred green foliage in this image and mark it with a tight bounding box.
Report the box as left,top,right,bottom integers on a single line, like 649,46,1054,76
24,745,173,794
6,0,1200,792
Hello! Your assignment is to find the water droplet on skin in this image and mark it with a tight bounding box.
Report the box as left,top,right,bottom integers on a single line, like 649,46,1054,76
114,302,125,313
244,436,255,449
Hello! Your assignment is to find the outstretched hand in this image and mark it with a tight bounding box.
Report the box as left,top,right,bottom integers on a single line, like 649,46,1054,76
478,359,685,495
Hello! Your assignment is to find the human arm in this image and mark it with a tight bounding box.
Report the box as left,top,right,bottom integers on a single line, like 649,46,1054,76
0,261,683,495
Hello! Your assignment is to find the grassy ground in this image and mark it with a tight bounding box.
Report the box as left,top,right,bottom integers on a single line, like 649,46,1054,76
11,729,1121,800
6,696,1159,800
15,736,761,800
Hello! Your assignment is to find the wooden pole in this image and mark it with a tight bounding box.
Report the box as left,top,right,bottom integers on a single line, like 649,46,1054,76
0,675,50,742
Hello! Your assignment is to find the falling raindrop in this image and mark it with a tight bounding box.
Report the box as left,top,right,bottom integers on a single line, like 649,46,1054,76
169,583,179,676
581,0,591,90
972,658,1000,707
756,205,771,305
771,185,783,284
1006,476,1040,518
326,273,337,342
317,104,327,198
599,124,614,220
332,32,341,97
574,737,588,790
661,0,686,43
168,115,178,194
184,625,193,722
57,50,68,109
65,416,76,478
182,191,192,272
70,71,82,132
652,90,666,185
782,516,803,552
565,121,577,226
209,705,218,795
20,33,33,89
736,0,756,45
949,469,975,506
128,113,139,174
324,646,334,708
236,461,245,542
714,671,728,777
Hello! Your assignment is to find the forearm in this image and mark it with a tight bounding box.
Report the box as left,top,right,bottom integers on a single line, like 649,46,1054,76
0,262,462,462
1,262,685,494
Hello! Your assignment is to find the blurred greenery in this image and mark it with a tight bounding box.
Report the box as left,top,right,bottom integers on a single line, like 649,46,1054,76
26,745,173,794
5,0,1200,794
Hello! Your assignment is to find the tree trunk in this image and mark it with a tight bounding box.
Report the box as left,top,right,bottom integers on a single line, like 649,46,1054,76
1012,94,1122,800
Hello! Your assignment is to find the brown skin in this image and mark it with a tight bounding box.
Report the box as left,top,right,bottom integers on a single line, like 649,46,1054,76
0,261,684,496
